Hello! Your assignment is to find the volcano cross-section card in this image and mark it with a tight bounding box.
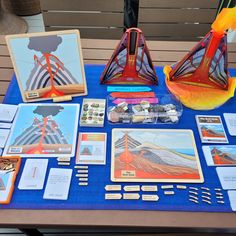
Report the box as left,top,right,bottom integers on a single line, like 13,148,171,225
111,129,204,183
6,30,87,102
3,104,79,157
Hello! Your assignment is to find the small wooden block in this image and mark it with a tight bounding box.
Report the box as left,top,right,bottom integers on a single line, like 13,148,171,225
53,95,72,102
189,195,198,200
79,178,88,181
105,185,122,191
57,157,71,162
141,185,158,192
201,187,210,191
142,194,159,202
58,162,70,166
123,193,140,200
176,185,187,189
74,166,88,169
189,198,199,204
164,191,175,195
76,174,88,177
124,185,140,192
77,170,88,174
105,193,122,200
189,191,198,195
78,182,88,186
161,185,174,189
217,201,225,204
189,187,198,191
202,195,211,200
202,199,211,204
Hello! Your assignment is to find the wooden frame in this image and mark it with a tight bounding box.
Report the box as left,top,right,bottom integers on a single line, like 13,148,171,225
3,103,80,157
111,128,204,183
5,30,87,102
0,156,21,204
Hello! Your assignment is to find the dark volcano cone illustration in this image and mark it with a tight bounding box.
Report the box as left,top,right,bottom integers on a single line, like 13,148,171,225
100,28,158,85
27,35,82,99
10,105,71,155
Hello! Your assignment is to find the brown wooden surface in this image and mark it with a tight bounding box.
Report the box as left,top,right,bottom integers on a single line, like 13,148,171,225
136,24,211,39
139,9,216,23
139,0,219,8
40,0,123,12
45,27,124,40
43,12,123,27
0,35,13,103
41,0,124,39
138,0,218,41
0,209,236,230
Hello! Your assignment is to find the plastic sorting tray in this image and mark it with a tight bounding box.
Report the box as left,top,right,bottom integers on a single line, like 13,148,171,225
107,94,183,124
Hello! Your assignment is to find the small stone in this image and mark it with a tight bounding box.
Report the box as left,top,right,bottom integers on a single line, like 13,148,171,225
163,104,176,111
108,111,120,123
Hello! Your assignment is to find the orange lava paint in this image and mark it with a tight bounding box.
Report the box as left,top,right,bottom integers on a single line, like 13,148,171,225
115,170,200,180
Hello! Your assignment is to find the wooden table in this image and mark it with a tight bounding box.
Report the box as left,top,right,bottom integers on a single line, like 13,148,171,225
0,209,236,235
1,35,236,234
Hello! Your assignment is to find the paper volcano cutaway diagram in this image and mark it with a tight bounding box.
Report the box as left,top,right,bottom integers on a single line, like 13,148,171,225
111,129,204,183
6,30,87,102
100,28,158,85
26,53,79,96
4,104,80,157
10,105,70,155
26,35,84,99
164,8,236,110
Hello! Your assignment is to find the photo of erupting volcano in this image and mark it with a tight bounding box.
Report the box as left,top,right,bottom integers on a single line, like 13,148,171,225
111,129,204,183
200,125,225,138
4,104,79,157
6,30,87,102
203,145,236,166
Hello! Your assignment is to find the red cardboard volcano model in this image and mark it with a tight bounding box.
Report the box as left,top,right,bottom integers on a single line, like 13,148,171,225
100,28,158,85
164,8,236,110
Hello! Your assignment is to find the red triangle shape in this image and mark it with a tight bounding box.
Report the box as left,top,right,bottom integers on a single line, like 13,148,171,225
169,31,229,90
100,28,158,85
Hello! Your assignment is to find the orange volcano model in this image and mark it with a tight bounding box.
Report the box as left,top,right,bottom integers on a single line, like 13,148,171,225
164,8,236,110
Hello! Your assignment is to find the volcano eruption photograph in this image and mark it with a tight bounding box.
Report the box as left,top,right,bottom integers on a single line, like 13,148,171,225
3,104,80,157
111,129,204,183
6,30,87,102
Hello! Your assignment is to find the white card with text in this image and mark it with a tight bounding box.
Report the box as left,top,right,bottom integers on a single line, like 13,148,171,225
0,129,10,148
43,168,72,200
224,113,236,136
18,159,48,190
216,167,236,190
0,104,18,122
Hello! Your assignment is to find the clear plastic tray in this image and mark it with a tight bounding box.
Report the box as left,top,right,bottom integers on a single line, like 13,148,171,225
107,94,183,124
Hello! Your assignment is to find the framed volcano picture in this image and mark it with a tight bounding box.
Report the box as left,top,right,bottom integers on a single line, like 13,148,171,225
111,129,204,183
6,30,87,102
3,104,80,157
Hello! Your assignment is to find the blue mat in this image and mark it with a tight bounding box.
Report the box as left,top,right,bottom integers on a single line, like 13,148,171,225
1,65,236,212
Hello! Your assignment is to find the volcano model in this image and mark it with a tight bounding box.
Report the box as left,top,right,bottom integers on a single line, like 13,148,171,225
163,7,236,110
100,28,158,85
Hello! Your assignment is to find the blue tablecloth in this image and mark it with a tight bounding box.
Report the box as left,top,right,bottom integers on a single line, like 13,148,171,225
1,65,236,212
